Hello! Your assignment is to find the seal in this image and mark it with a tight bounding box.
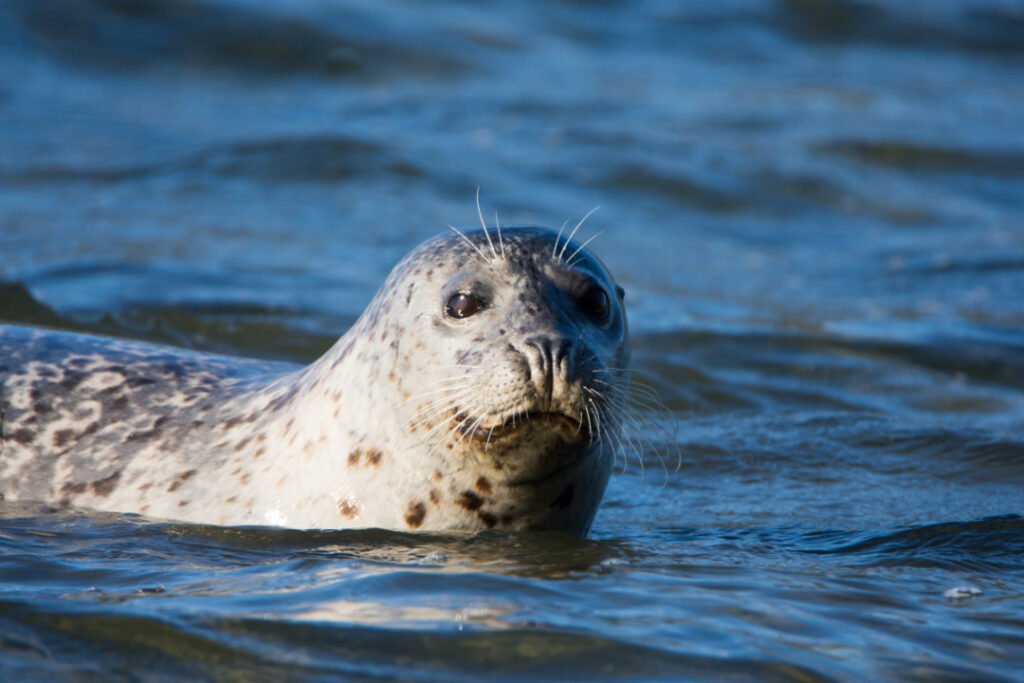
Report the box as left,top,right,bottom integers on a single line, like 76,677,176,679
0,225,630,535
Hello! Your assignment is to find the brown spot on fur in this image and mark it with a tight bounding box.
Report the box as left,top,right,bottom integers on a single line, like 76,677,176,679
404,501,427,529
501,515,513,525
366,448,383,466
348,450,361,466
234,438,251,452
433,470,443,482
126,416,169,443
284,418,294,434
239,473,251,485
52,429,74,448
167,469,198,492
10,428,35,444
337,500,358,519
137,482,152,492
253,447,265,459
91,471,122,497
225,496,237,504
429,489,441,505
456,491,483,511
475,477,493,495
140,504,150,514
478,512,497,528
178,500,189,507
303,440,313,454
61,481,87,497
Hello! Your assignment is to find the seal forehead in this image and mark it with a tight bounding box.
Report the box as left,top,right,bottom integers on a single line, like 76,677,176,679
404,227,614,285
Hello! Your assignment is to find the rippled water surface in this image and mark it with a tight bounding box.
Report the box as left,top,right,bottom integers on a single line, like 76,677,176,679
2,0,1024,680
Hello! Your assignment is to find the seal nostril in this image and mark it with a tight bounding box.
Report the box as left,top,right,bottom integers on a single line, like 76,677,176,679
555,339,572,370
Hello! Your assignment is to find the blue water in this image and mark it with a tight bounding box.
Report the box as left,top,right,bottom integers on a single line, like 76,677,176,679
2,0,1024,679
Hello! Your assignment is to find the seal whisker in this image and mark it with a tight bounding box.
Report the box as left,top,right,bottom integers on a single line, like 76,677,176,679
602,399,677,483
417,409,463,440
411,391,471,419
412,374,475,390
566,230,606,268
448,224,490,263
453,411,489,448
421,400,475,442
410,402,464,436
475,188,499,261
494,211,505,259
601,409,638,475
552,219,570,260
582,398,595,441
409,383,476,432
406,379,474,405
558,206,600,263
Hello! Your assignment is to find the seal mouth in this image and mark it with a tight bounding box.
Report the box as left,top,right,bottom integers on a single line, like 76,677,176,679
455,410,590,445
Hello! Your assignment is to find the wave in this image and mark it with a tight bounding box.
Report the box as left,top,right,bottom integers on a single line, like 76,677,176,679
802,515,1024,569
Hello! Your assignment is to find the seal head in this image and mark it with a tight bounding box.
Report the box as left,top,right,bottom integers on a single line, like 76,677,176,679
386,227,630,533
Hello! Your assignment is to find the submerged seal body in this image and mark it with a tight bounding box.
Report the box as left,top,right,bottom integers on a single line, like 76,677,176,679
0,227,630,535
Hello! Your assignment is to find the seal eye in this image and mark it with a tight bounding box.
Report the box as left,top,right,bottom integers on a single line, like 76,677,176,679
578,287,610,324
446,292,483,319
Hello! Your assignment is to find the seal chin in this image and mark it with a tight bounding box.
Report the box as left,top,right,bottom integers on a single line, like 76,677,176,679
456,410,598,488
506,445,590,487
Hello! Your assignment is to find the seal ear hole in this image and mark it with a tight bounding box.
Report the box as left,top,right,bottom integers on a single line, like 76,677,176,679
616,285,625,301
577,287,611,324
446,292,485,319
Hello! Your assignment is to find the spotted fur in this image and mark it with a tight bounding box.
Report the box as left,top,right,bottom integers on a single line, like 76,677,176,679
0,227,629,535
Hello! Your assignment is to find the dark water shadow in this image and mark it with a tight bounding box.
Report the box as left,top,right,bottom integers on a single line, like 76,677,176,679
0,502,636,580
0,281,342,363
799,514,1024,571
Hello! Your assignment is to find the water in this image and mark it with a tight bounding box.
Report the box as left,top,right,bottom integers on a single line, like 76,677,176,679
2,0,1024,679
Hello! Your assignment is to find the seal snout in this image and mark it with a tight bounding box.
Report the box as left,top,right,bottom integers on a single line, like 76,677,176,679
523,334,574,407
